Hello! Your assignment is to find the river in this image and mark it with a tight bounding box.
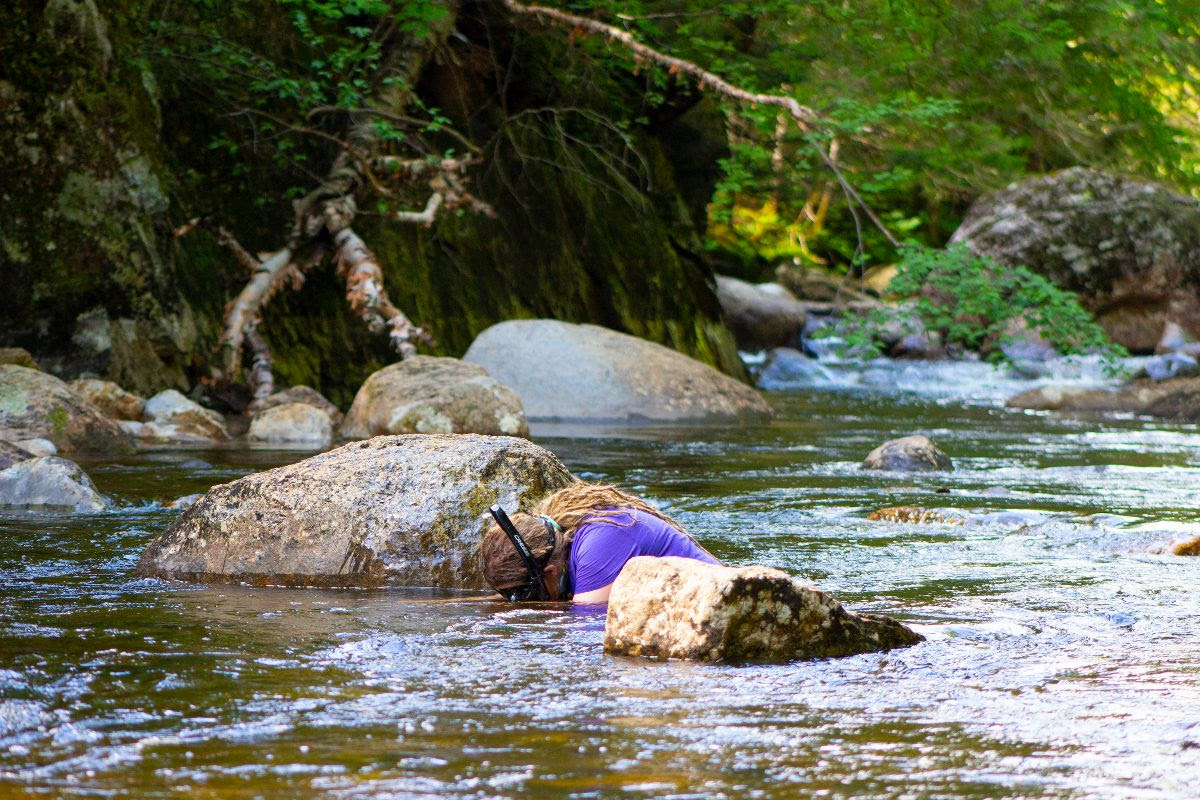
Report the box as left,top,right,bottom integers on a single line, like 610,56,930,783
3,358,1199,798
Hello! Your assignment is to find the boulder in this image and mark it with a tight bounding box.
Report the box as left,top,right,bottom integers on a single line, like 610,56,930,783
135,434,575,588
603,557,923,663
143,390,228,441
247,385,343,427
713,275,807,351
0,456,106,512
950,168,1200,352
464,320,772,424
248,402,333,447
862,435,953,472
0,441,33,471
754,348,837,390
1139,352,1199,382
1005,379,1197,418
14,438,56,457
340,356,528,439
0,365,131,453
0,348,37,369
68,378,146,421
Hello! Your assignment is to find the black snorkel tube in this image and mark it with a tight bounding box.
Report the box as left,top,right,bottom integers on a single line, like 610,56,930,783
489,504,552,602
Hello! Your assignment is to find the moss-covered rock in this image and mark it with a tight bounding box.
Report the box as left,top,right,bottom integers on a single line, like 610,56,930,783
951,168,1200,352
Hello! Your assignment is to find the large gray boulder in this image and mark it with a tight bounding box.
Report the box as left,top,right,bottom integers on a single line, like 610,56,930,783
0,365,131,454
0,456,106,512
862,435,953,472
135,434,574,588
951,168,1200,352
714,275,807,351
603,557,923,663
464,320,772,424
340,356,528,439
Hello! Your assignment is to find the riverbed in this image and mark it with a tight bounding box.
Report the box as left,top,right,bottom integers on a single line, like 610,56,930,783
3,359,1199,798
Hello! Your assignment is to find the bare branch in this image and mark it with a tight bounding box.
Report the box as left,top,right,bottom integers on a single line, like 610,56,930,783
334,224,430,358
394,192,445,225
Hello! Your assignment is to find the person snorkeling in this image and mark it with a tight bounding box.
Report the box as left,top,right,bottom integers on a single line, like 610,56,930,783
480,482,719,603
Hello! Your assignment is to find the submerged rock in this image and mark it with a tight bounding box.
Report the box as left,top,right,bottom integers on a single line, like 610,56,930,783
0,456,106,512
142,390,228,441
714,275,807,351
68,378,146,421
248,402,333,447
464,320,772,424
862,435,953,472
950,168,1200,352
869,506,965,524
135,434,574,588
248,385,343,428
0,365,131,454
340,356,528,439
603,557,923,663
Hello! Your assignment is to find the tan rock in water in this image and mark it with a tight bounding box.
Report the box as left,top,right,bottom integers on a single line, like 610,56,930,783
341,356,528,439
0,365,131,453
603,557,923,663
869,506,964,524
862,435,953,472
135,434,574,588
68,378,146,421
248,402,332,447
248,385,343,428
143,390,228,441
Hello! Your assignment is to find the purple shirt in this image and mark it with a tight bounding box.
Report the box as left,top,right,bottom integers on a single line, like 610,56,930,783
569,507,719,595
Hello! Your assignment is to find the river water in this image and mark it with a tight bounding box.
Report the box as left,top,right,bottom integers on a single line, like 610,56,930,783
3,358,1200,798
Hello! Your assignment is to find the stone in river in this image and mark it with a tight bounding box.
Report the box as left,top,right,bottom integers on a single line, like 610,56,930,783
464,320,772,424
603,557,923,663
1140,352,1199,382
713,275,807,351
340,356,527,439
0,348,38,369
142,390,228,442
248,402,332,447
0,365,131,454
68,378,146,421
135,434,574,588
0,456,106,512
862,435,953,472
248,385,343,428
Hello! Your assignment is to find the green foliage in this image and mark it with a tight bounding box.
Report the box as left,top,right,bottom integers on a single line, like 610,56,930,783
579,0,1198,272
887,245,1126,362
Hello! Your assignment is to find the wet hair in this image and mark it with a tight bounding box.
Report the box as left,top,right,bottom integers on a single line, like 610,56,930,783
478,482,687,594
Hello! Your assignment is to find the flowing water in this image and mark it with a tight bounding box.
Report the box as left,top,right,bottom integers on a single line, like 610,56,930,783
3,359,1200,799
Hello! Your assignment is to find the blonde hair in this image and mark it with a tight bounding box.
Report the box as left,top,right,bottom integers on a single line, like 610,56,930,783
478,481,687,593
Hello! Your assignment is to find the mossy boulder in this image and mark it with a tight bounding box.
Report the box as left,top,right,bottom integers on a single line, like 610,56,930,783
136,434,574,588
951,168,1200,352
0,365,131,453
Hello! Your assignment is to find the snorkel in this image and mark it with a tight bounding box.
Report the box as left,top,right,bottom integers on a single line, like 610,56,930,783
488,504,571,602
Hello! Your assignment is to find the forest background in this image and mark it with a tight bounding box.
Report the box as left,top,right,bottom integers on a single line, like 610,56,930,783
2,0,1197,405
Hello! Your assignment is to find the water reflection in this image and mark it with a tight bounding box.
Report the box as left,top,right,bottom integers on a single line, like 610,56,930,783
2,385,1200,797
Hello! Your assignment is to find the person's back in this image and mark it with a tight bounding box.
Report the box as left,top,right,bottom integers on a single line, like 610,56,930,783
570,507,718,601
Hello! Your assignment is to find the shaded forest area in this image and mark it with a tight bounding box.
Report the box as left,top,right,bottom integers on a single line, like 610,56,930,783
2,0,1196,405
